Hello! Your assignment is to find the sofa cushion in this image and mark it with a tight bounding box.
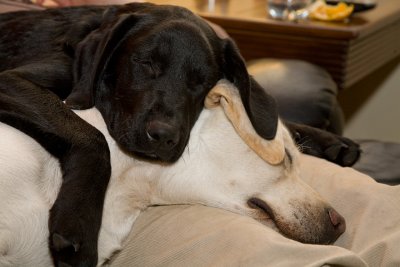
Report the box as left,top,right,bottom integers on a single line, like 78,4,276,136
247,58,345,135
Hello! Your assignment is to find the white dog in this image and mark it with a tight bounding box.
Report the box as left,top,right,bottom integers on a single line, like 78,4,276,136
0,80,345,266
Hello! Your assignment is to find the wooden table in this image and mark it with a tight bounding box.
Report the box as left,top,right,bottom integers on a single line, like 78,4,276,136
9,0,400,89
139,0,400,90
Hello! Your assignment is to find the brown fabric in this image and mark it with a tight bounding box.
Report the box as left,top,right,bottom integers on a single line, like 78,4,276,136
110,156,400,267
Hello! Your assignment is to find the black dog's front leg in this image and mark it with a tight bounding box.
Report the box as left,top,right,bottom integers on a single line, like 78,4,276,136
285,121,361,167
0,72,110,267
49,143,110,267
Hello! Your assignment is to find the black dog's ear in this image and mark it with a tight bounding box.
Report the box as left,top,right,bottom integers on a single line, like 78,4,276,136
65,7,142,109
221,39,278,140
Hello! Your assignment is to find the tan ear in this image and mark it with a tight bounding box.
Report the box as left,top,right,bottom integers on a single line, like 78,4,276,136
205,80,285,165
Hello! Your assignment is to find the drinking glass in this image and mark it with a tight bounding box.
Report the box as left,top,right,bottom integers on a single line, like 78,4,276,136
268,0,312,21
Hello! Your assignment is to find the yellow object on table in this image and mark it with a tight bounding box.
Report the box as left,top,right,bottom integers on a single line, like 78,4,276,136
309,0,354,21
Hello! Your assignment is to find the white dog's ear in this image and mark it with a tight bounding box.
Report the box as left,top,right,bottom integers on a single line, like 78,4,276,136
205,80,285,165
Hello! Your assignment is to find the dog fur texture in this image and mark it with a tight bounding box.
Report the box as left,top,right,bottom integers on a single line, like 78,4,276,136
0,81,345,267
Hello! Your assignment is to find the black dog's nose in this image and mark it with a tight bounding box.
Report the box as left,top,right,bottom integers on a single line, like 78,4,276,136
146,120,179,148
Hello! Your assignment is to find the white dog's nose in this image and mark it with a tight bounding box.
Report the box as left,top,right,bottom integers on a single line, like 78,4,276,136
328,208,346,237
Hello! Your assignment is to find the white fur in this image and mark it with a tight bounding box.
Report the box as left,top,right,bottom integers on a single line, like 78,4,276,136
0,82,336,266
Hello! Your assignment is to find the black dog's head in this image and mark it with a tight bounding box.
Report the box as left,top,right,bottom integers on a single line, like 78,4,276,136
66,3,278,162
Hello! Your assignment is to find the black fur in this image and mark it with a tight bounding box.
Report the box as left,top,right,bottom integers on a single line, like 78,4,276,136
0,3,359,266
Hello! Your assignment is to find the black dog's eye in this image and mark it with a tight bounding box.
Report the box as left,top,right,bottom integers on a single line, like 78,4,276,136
189,79,216,96
132,57,161,78
187,81,205,94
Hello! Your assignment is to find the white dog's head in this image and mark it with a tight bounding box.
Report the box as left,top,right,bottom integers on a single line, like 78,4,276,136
92,80,345,246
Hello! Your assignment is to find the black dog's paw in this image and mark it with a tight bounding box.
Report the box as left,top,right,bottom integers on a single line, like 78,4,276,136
322,135,361,167
291,124,361,167
49,202,99,267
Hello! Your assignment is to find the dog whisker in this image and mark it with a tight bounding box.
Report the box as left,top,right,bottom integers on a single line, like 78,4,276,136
295,137,313,153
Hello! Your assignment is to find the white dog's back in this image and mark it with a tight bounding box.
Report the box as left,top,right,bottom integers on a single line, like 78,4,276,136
0,123,60,266
0,81,345,266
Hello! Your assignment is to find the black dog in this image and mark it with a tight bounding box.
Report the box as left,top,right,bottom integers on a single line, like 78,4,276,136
0,3,359,266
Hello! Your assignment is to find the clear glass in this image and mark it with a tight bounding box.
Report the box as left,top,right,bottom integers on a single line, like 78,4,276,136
268,0,312,21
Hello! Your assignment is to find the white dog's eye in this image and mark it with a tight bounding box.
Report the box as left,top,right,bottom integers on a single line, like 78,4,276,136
285,148,293,165
247,197,274,219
